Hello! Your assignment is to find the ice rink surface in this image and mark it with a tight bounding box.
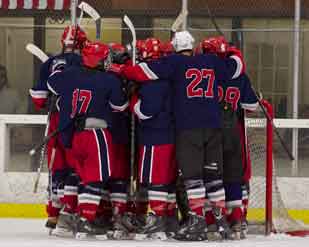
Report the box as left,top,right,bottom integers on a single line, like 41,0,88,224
1,219,309,247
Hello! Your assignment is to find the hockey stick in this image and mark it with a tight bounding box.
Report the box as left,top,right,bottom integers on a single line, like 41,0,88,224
29,118,73,157
78,1,101,40
26,43,50,192
26,43,49,62
204,2,294,161
170,9,188,39
33,102,53,193
123,15,137,199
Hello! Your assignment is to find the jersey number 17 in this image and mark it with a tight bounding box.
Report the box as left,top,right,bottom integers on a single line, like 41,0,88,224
71,89,92,118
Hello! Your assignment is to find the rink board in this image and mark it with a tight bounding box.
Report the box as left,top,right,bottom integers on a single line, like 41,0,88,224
0,204,309,225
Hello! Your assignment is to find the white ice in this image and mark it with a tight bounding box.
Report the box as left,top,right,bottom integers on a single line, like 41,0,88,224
1,218,309,247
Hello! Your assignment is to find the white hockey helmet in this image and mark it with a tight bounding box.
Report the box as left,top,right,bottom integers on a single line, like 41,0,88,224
172,31,195,52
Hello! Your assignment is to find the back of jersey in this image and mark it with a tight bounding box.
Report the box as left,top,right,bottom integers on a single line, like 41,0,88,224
48,66,127,147
167,54,227,131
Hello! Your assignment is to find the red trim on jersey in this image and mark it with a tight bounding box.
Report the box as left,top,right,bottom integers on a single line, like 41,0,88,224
122,65,150,82
32,97,47,110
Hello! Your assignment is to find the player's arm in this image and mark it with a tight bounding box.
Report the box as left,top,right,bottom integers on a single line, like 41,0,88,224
113,56,175,82
46,70,64,96
217,46,246,81
29,59,51,110
108,75,129,112
240,74,259,111
132,82,166,120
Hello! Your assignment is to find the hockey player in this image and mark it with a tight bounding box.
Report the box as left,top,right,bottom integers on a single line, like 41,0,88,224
199,36,258,240
47,41,129,240
29,25,87,233
111,30,246,241
129,38,177,240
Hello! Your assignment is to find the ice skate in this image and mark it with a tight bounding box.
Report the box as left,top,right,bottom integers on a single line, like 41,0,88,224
45,216,57,230
75,217,108,240
53,211,76,238
110,213,136,240
135,213,167,241
212,206,233,240
227,221,242,240
240,220,248,239
174,212,207,241
165,215,180,238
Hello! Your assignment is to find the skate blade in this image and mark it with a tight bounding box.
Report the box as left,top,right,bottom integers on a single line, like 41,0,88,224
135,232,167,241
207,232,223,241
111,230,135,240
173,232,207,241
134,233,148,240
228,231,241,240
75,232,108,241
240,231,247,239
52,227,74,238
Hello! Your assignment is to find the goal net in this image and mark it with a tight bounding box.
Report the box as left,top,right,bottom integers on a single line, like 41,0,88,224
245,100,309,236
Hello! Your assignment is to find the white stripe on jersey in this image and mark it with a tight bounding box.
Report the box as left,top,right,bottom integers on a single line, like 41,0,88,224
93,130,103,181
241,102,259,111
133,99,152,120
230,55,243,79
139,62,159,80
109,101,128,112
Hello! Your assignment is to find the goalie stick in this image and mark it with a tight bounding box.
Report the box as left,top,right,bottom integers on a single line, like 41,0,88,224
204,2,294,161
78,1,101,40
123,15,137,200
26,43,49,62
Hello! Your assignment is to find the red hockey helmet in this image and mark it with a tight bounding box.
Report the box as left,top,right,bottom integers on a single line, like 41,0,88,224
108,42,131,64
201,36,229,57
61,25,88,50
82,42,111,69
160,41,174,57
141,38,161,60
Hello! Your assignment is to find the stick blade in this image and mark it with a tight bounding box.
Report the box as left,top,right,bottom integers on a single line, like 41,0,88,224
78,1,100,21
171,9,188,32
26,43,49,62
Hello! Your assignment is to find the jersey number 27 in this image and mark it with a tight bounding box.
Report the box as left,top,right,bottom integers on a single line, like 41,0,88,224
71,89,92,118
186,68,215,98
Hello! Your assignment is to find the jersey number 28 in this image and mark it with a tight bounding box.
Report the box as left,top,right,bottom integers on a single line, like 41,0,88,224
186,68,215,98
71,89,92,118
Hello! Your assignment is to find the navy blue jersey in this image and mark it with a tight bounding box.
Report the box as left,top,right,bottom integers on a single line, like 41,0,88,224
47,66,128,147
110,111,130,145
29,53,81,107
129,53,244,131
218,73,258,113
107,72,130,145
134,80,175,145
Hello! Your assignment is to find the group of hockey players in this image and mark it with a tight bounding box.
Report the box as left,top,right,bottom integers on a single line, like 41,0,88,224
29,23,259,241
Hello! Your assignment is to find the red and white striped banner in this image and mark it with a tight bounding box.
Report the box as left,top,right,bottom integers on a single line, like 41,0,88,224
0,0,72,10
